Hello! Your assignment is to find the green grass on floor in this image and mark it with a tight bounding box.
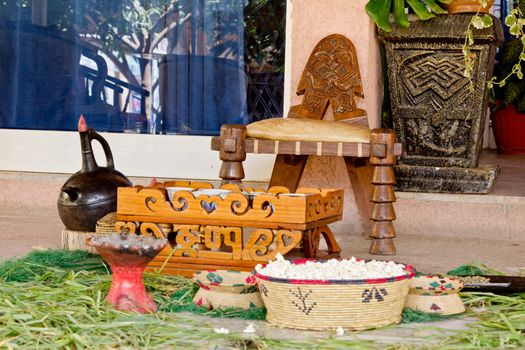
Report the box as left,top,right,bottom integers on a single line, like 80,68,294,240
0,250,524,349
0,249,108,282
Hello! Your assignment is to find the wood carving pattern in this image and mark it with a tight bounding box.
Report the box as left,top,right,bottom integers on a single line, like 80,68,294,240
173,225,202,257
116,182,344,272
304,190,343,221
242,229,302,261
117,186,343,225
114,221,137,234
242,228,273,260
291,34,366,121
200,226,243,260
397,51,475,159
139,222,164,238
115,222,302,262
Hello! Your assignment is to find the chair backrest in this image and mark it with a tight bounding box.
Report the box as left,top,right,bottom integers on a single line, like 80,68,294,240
288,34,367,123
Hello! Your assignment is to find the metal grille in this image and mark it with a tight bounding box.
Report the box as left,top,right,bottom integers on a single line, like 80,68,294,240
244,0,286,122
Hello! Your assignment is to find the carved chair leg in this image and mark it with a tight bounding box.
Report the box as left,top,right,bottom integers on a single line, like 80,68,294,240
302,228,320,258
318,225,341,257
345,157,374,239
302,226,341,259
218,125,247,185
369,129,398,255
269,154,309,192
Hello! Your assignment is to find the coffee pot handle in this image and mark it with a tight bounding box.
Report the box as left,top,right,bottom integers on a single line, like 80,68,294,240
87,129,115,170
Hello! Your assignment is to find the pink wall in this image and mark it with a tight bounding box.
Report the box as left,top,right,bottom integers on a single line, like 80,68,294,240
285,0,382,128
285,0,383,237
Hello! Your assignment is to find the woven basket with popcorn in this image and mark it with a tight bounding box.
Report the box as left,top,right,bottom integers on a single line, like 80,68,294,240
254,255,415,330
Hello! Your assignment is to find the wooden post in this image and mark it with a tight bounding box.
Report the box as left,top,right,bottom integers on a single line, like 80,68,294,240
302,228,320,258
302,225,341,259
345,157,374,238
269,155,309,192
218,125,246,184
369,129,397,255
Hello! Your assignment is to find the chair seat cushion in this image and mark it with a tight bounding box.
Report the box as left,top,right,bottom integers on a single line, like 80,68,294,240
246,118,371,143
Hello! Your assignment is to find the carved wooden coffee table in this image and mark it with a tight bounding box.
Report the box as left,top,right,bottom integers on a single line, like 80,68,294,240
114,181,343,277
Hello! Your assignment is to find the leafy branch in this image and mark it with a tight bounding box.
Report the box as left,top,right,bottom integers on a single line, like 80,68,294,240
462,11,494,92
487,7,525,90
480,0,525,112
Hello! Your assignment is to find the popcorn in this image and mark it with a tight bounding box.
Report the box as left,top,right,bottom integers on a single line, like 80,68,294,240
255,256,406,280
213,327,230,334
243,323,256,334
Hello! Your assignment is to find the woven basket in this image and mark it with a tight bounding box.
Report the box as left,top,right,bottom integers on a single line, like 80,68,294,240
192,270,263,310
255,259,415,330
96,212,117,233
405,275,465,315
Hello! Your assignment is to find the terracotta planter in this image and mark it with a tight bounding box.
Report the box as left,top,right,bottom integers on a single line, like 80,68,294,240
445,0,495,14
491,104,525,154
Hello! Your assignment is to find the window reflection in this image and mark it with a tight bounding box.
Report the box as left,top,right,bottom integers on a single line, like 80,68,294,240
0,0,285,134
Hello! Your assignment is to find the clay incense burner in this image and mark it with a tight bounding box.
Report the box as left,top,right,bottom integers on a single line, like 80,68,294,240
87,231,168,313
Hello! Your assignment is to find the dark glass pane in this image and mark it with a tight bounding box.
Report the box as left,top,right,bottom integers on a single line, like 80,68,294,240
0,0,285,134
244,0,286,122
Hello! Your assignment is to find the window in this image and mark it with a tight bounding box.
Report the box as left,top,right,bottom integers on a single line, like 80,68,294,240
0,0,286,135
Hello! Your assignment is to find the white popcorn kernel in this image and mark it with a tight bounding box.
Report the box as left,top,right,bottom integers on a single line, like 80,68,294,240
243,323,256,334
255,257,406,280
214,327,230,334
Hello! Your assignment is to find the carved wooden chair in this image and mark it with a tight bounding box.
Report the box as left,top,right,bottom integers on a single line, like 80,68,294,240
211,34,402,255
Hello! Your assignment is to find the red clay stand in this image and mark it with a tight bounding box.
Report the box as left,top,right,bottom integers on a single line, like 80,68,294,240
88,239,166,313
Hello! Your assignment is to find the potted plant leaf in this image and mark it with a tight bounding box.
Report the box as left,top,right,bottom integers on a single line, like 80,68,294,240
490,4,525,154
365,0,450,32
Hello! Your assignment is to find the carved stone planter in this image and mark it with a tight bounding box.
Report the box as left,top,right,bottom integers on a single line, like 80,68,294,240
379,14,503,193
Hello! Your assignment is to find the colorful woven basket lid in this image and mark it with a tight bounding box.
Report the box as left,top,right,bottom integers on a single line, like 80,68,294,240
410,275,463,294
192,270,262,310
406,276,465,315
193,270,258,293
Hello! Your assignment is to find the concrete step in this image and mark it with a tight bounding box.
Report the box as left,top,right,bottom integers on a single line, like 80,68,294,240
392,151,525,241
395,191,525,241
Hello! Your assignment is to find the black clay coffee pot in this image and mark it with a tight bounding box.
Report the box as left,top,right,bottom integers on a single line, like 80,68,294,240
57,116,132,231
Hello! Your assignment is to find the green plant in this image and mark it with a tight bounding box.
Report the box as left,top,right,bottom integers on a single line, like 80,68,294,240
462,11,494,90
364,0,520,96
492,38,525,111
365,0,451,32
460,1,525,93
487,1,525,108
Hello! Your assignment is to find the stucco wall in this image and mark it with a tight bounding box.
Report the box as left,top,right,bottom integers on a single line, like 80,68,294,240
284,0,382,128
284,0,383,237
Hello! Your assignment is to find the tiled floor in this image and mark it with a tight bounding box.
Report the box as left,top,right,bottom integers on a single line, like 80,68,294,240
479,150,525,197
